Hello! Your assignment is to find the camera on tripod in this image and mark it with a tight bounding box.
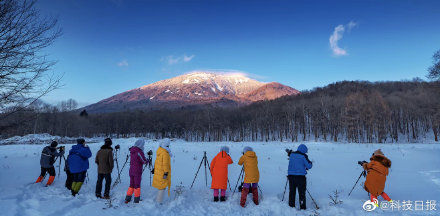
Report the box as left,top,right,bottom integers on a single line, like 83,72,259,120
57,146,65,151
115,144,120,150
147,150,153,156
358,160,367,166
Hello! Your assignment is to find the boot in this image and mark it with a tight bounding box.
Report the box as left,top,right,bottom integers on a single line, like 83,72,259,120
46,176,55,186
252,187,259,205
220,196,226,202
96,194,102,199
134,188,141,203
125,187,134,203
125,195,132,204
240,188,249,207
214,196,219,202
103,195,110,199
35,176,44,183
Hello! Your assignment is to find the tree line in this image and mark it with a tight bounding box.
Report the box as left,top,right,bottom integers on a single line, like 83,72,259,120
1,80,439,143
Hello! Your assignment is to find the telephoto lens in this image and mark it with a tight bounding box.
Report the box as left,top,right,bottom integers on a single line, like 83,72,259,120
147,150,153,155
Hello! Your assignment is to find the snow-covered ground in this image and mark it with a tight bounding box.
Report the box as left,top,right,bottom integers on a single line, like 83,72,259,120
1,138,439,216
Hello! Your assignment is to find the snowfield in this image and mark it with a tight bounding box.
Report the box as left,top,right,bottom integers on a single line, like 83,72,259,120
1,138,439,216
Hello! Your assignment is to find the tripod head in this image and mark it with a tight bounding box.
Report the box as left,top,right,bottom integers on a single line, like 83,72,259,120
358,160,367,166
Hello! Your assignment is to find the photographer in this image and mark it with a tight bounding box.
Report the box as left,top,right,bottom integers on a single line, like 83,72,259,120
238,146,260,207
361,149,392,206
95,138,114,199
287,144,312,210
68,138,92,196
35,141,64,186
124,139,151,204
210,146,233,202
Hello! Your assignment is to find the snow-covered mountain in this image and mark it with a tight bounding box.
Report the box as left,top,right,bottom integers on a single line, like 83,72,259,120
83,71,299,113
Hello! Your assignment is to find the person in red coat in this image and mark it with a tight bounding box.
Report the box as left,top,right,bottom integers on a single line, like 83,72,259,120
210,146,233,202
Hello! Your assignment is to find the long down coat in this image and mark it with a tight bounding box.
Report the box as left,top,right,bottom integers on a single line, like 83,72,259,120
238,151,260,183
152,147,171,195
362,155,392,196
210,151,233,190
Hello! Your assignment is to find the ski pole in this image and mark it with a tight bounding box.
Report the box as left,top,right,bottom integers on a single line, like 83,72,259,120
282,177,288,201
348,170,366,196
306,188,319,209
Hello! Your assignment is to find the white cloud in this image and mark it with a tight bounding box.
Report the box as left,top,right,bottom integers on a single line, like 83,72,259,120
163,54,195,65
117,60,128,67
329,21,357,56
183,54,195,62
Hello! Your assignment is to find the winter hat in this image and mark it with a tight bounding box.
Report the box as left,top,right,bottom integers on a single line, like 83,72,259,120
297,144,308,154
160,138,171,148
220,146,229,154
104,138,112,146
373,149,384,156
50,141,58,148
134,139,145,151
243,146,253,154
77,138,85,145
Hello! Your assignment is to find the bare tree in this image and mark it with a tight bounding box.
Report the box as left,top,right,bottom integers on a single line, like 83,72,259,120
427,49,440,81
0,0,62,116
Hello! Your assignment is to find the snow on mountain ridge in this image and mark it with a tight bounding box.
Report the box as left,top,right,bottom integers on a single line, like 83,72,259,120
83,71,299,113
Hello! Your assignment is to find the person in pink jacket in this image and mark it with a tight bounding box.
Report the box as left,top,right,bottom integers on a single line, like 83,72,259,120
125,139,150,203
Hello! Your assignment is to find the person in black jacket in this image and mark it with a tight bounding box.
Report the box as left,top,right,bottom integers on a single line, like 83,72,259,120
35,141,64,186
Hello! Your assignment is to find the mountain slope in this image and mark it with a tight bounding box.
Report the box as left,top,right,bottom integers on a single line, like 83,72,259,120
83,71,299,113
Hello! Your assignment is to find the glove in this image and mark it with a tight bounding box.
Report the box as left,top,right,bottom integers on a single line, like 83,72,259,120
151,168,154,174
163,172,168,179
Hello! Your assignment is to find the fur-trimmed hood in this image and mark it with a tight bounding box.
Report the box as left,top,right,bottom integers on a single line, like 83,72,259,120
370,155,391,168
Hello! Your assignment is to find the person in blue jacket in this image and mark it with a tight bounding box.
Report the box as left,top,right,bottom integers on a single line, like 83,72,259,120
287,144,313,210
68,138,92,196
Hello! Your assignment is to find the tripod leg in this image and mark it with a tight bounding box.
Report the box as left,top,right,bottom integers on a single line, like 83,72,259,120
306,189,319,209
190,156,205,189
282,177,288,201
204,156,208,187
348,171,365,196
232,167,244,196
58,156,62,178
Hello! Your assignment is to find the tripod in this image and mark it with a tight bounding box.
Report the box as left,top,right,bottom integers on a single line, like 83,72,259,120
281,177,288,201
141,153,153,186
232,166,244,196
348,170,366,196
57,155,67,178
112,153,129,189
114,148,121,182
190,151,211,189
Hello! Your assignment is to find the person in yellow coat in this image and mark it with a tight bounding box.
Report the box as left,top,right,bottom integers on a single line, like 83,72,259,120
152,138,172,204
238,146,260,207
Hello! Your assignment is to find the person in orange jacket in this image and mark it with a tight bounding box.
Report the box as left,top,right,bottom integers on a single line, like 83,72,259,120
238,146,260,207
210,146,233,202
362,149,393,206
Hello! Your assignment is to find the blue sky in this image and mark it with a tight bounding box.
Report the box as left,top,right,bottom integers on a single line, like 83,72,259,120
36,0,440,106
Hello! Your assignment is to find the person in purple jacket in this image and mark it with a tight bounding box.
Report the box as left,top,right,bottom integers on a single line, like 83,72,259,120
125,139,150,203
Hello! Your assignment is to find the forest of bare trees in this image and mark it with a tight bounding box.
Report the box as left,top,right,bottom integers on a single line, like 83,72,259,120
1,80,439,143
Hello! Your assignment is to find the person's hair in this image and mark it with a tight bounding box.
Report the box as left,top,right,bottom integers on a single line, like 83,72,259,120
50,141,58,147
77,138,85,144
104,138,112,145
